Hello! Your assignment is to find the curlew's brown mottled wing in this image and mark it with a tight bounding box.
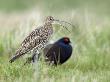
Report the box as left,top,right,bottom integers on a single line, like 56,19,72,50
9,26,44,63
21,26,42,47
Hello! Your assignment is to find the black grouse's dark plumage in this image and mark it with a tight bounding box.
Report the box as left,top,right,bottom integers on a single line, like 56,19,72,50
43,37,73,65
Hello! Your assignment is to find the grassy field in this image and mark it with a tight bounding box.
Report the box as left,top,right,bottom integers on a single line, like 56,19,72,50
0,0,110,82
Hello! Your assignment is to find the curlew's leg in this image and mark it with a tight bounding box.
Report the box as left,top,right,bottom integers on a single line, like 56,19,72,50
31,50,40,62
24,50,40,65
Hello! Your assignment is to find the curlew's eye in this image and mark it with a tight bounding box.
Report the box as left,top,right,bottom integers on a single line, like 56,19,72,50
49,17,53,20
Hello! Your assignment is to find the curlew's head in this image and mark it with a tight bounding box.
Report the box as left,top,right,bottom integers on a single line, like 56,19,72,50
45,16,74,32
45,16,54,24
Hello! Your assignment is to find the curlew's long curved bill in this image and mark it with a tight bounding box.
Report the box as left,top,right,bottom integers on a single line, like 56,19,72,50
53,19,74,32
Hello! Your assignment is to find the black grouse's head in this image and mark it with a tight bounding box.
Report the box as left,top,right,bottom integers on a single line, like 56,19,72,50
57,37,71,44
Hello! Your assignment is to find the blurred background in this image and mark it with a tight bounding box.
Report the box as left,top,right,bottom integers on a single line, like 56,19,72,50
0,0,110,82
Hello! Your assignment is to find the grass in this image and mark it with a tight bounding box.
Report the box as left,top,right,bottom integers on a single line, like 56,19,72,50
0,0,110,81
0,10,110,82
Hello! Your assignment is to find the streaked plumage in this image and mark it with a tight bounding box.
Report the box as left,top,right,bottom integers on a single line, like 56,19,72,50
9,16,55,63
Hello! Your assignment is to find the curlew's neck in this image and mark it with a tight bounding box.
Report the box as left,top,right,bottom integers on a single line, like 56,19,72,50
44,22,52,28
43,22,53,35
